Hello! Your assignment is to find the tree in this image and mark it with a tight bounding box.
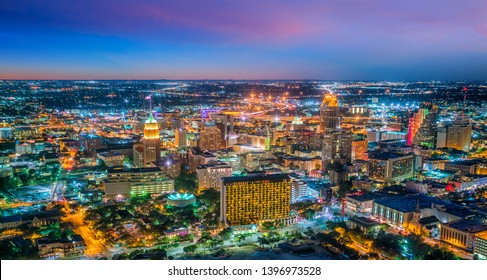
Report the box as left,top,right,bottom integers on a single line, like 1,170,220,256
218,227,233,240
257,237,269,248
337,180,353,199
183,244,198,255
234,234,247,244
266,231,281,243
262,221,276,230
304,209,316,220
174,171,198,193
424,247,456,260
198,188,220,208
304,227,315,237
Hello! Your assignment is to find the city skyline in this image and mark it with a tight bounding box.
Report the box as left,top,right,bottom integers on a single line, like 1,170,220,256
1,0,487,80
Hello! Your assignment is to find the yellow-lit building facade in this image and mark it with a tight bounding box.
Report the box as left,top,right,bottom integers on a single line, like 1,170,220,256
220,174,291,227
440,220,487,251
143,114,161,166
474,232,487,259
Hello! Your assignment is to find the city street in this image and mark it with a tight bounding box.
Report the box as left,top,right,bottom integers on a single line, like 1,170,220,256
62,204,106,257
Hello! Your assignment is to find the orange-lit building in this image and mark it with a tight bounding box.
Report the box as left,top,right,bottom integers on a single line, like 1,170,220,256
143,114,161,166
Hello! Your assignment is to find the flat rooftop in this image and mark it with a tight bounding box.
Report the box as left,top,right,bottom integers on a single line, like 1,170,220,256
370,152,411,160
374,195,446,213
222,173,289,184
445,220,487,233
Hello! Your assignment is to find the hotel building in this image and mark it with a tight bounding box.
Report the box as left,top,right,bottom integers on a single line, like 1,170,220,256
220,174,292,227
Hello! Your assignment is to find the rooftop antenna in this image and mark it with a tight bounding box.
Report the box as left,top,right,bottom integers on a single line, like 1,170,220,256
462,86,467,117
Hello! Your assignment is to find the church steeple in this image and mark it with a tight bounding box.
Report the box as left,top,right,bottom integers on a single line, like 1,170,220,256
415,197,421,213
412,197,421,223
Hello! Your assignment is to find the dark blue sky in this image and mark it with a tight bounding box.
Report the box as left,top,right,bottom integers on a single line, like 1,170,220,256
1,0,487,80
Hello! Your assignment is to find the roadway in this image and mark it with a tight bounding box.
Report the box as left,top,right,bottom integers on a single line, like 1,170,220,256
62,204,107,257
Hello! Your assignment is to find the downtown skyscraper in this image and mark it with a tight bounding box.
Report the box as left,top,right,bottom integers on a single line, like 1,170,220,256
320,94,352,170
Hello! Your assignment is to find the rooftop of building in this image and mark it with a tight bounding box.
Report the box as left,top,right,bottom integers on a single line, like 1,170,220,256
349,216,380,228
420,169,456,179
369,152,412,160
95,145,134,153
190,147,216,157
445,160,479,166
475,231,487,240
419,216,439,225
107,166,162,173
37,234,84,245
222,173,289,184
98,151,123,157
374,195,446,213
445,220,487,233
321,93,338,107
196,161,231,169
347,193,384,202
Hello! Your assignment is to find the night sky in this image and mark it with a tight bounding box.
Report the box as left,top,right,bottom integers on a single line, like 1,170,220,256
1,0,486,80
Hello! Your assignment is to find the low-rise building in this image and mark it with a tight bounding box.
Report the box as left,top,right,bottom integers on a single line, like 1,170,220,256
37,235,86,259
347,216,381,234
440,220,487,251
97,151,124,167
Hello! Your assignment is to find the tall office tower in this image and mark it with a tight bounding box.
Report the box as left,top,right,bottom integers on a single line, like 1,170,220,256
198,122,223,151
446,114,472,152
319,93,340,134
435,127,447,148
265,126,271,151
320,93,352,169
407,104,435,146
175,128,187,149
412,104,438,148
211,114,235,133
171,118,185,129
220,174,291,227
143,113,161,166
215,122,227,148
211,114,235,148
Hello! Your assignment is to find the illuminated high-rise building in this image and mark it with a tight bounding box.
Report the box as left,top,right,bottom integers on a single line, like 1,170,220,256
143,113,161,166
446,114,472,152
175,128,187,149
220,174,292,227
320,93,352,169
369,153,414,183
265,126,271,151
319,94,340,134
351,139,368,161
412,103,438,148
198,122,223,151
